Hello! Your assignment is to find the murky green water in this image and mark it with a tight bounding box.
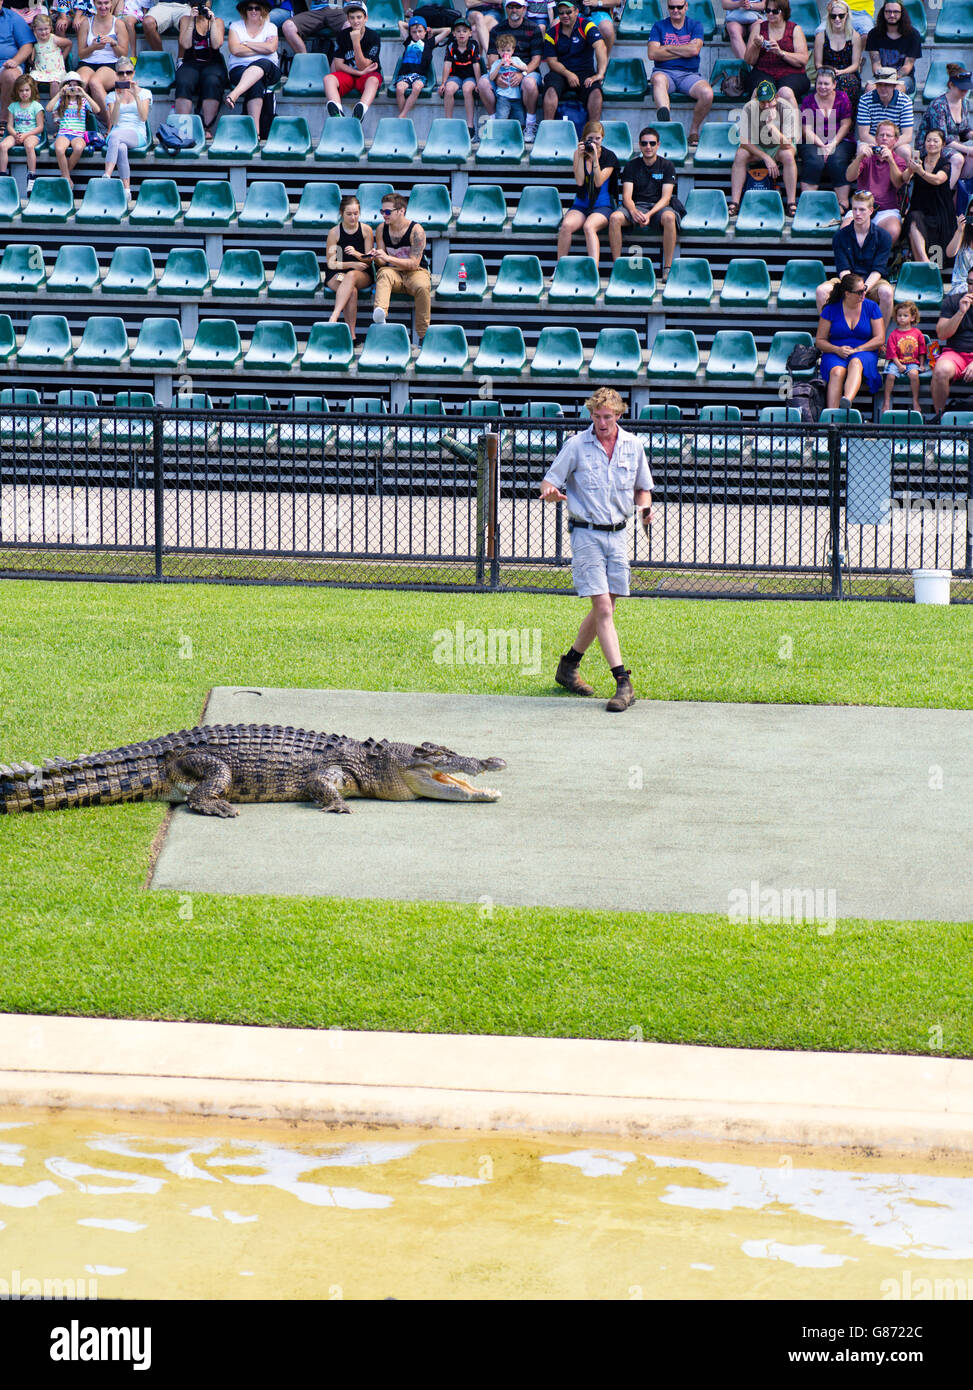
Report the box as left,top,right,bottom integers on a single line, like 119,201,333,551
2,1107,972,1300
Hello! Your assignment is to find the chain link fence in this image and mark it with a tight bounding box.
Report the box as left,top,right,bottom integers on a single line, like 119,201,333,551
1,401,971,600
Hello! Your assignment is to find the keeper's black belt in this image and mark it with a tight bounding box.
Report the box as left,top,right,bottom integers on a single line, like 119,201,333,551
568,517,628,532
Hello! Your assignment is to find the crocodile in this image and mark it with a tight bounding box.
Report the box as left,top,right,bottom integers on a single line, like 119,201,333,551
0,724,506,817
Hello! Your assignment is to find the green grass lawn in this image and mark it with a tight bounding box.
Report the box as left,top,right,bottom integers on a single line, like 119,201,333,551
1,579,972,1056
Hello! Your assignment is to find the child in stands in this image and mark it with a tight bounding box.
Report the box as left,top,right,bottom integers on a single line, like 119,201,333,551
394,13,450,118
0,74,44,197
439,16,481,138
29,11,72,97
882,299,926,412
47,70,96,187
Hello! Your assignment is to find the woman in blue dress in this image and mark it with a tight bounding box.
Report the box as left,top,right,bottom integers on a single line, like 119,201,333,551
815,272,886,410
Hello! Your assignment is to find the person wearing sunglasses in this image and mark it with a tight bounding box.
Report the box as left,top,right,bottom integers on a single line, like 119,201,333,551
225,0,279,120
369,193,432,344
102,60,150,205
815,271,885,412
608,124,685,278
742,0,809,109
647,1,712,147
812,3,863,106
541,0,608,124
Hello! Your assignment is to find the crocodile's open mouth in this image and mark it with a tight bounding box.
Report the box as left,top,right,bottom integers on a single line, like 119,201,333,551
405,768,502,802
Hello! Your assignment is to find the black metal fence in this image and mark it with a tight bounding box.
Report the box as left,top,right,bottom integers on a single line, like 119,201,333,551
1,402,971,601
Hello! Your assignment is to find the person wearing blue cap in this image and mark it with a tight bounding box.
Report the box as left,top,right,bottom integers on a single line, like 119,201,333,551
394,11,450,116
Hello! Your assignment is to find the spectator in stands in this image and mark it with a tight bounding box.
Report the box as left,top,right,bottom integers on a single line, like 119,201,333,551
522,0,553,35
742,0,810,109
823,0,873,36
728,78,799,217
438,17,482,138
0,73,43,195
225,0,279,118
369,191,432,343
724,0,767,65
946,196,973,291
29,13,71,100
477,0,544,143
608,123,684,279
843,117,907,240
173,4,227,141
579,2,615,59
864,1,919,96
855,66,913,148
799,66,854,211
815,271,885,410
394,14,450,118
103,57,150,206
929,270,973,423
816,189,894,331
647,0,713,148
280,1,348,61
323,2,382,121
557,118,618,261
917,66,973,193
76,0,130,121
541,0,608,125
902,129,955,266
487,30,529,123
881,299,925,413
325,194,375,346
465,0,505,55
46,70,96,186
813,3,862,107
142,3,192,52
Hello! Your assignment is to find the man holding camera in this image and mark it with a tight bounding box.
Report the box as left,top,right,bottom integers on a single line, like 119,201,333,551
540,388,653,714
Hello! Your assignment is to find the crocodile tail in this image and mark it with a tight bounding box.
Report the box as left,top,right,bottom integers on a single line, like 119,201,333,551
0,753,167,814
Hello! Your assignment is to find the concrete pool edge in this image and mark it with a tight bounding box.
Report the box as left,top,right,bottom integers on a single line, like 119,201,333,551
2,1014,972,1156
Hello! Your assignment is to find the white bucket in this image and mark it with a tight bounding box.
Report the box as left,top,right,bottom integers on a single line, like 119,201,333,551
912,569,952,605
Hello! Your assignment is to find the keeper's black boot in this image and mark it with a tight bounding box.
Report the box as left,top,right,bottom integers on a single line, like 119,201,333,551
555,654,594,697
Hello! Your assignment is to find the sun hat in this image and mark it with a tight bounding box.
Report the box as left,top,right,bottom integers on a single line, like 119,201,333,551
755,79,777,102
873,66,904,85
62,70,87,87
948,69,973,90
236,0,270,13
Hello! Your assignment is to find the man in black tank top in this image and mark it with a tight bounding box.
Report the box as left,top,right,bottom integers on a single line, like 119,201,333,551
369,191,433,342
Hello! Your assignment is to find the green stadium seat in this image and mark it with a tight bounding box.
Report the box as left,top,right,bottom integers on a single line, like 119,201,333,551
415,324,469,373
368,0,405,34
436,253,487,301
923,61,949,102
269,250,321,297
452,397,503,446
493,254,544,302
397,398,446,452
473,325,527,375
0,314,13,361
720,257,772,307
158,247,210,296
680,188,728,235
337,396,388,452
187,318,244,369
22,176,73,223
102,391,155,448
76,177,128,224
934,1,973,41
706,330,759,380
531,326,584,376
695,403,743,461
355,181,394,225
422,118,471,165
262,115,311,160
529,119,578,166
18,314,72,364
278,397,335,453
513,401,565,456
210,115,259,159
476,118,524,163
171,392,218,449
786,0,821,37
0,175,20,221
45,389,99,445
456,183,506,231
406,182,452,231
315,117,365,161
130,178,181,225
618,0,661,40
0,243,45,291
655,123,688,165
735,189,785,237
904,0,927,38
238,180,290,228
130,317,185,368
511,184,563,231
589,327,642,379
638,403,683,464
357,322,413,372
692,121,736,167
605,254,656,304
881,408,926,464
103,244,156,294
602,57,648,101
184,178,236,227
602,120,634,161
0,387,42,442
647,329,699,378
156,112,205,156
792,190,842,237
134,50,175,91
709,58,748,101
283,53,331,96
46,243,99,293
368,117,418,162
777,258,826,308
244,320,299,370
662,257,713,305
549,256,600,304
74,315,129,368
301,322,355,371
895,262,943,308
764,330,816,379
224,397,277,450
213,248,266,297
755,405,803,461
293,180,341,229
933,412,973,462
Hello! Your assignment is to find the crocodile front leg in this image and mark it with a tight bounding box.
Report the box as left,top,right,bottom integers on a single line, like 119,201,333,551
305,766,354,813
166,751,239,818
